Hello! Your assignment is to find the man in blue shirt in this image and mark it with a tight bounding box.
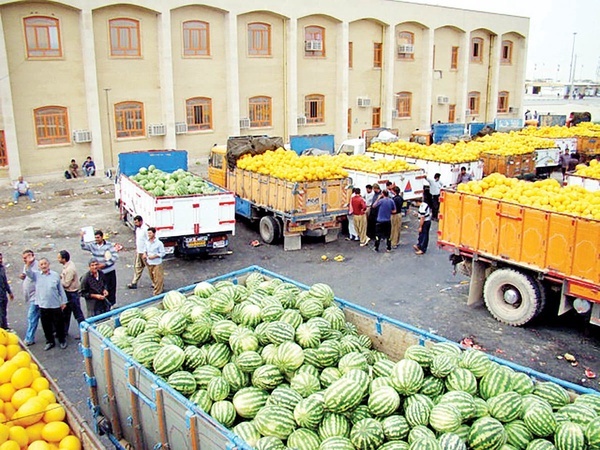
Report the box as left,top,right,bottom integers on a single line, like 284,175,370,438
143,227,166,296
25,257,68,350
81,229,118,307
372,190,396,253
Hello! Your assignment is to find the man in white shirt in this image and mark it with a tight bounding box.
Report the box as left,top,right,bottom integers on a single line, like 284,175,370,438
13,176,36,204
143,227,166,296
414,199,432,255
427,173,443,221
128,215,149,290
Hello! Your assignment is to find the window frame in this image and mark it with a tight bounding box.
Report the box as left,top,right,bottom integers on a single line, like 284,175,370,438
372,107,381,128
305,94,325,124
109,18,141,58
249,96,272,128
33,106,70,146
248,22,271,56
373,42,382,68
468,91,481,115
304,25,325,57
183,20,210,57
450,46,459,70
186,97,213,131
395,92,412,118
114,101,145,138
448,104,456,123
497,91,509,113
24,16,62,59
397,31,414,61
501,40,513,65
348,41,353,68
470,37,483,63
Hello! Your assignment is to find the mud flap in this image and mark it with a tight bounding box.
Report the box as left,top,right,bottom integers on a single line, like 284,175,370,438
467,260,486,306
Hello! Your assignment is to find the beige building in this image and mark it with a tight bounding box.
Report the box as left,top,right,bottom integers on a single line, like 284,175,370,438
0,0,528,179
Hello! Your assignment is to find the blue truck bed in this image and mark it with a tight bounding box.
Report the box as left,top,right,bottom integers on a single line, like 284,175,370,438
118,150,188,176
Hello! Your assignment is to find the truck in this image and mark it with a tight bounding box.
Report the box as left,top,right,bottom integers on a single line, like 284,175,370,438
566,172,600,191
344,167,426,201
80,265,598,450
409,123,468,145
208,140,350,251
336,128,399,156
438,189,600,327
115,150,236,257
289,134,335,155
480,151,536,178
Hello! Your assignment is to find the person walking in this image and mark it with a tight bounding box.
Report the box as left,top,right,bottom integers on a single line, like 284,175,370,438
414,198,433,255
559,149,569,181
144,227,165,296
390,186,404,249
57,250,85,338
80,258,110,317
366,183,382,240
80,229,118,307
346,189,358,241
351,188,369,247
427,173,443,220
0,253,14,330
25,257,68,350
128,216,149,289
21,250,40,346
372,190,396,253
13,176,36,204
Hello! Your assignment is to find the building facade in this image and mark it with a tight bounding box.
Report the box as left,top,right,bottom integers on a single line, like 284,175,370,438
0,0,528,179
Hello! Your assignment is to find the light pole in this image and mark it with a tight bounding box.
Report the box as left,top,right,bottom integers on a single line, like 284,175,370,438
103,88,114,168
568,32,577,97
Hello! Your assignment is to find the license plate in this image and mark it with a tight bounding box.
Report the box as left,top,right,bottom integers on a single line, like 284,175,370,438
185,237,207,248
213,240,227,248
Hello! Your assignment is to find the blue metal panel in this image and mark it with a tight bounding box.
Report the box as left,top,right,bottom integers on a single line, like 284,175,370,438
468,122,495,136
494,118,525,131
539,115,567,127
235,196,253,219
432,123,466,143
290,134,335,154
118,150,188,176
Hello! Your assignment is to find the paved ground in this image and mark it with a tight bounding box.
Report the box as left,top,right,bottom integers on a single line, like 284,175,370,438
0,169,598,447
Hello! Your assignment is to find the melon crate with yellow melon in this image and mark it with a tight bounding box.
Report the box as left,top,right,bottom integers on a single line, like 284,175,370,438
566,159,600,192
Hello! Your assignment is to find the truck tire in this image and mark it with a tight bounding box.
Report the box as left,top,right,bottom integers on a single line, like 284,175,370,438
483,268,542,326
259,216,280,244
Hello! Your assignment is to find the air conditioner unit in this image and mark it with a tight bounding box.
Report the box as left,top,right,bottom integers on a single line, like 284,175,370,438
397,44,414,54
175,122,188,134
239,118,251,129
391,109,399,119
148,124,166,136
297,116,307,126
465,109,471,116
357,97,372,107
508,106,519,114
72,129,92,143
305,40,323,51
437,95,449,105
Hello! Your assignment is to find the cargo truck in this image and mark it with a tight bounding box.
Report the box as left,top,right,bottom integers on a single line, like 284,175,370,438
344,167,426,201
566,172,600,191
438,189,600,327
115,150,236,257
208,142,350,251
81,266,598,450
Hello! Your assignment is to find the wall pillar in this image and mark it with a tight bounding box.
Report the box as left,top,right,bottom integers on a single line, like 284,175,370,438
158,9,176,149
382,24,395,128
286,18,298,138
336,20,350,144
225,13,241,135
420,28,434,129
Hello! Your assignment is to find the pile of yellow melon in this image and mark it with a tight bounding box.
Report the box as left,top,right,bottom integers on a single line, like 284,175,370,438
475,132,554,155
0,330,81,450
369,140,482,163
334,154,419,174
574,159,600,179
457,174,600,220
519,122,600,138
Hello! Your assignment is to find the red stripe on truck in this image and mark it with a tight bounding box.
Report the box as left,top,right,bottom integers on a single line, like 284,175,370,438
155,206,173,211
155,226,174,230
220,201,235,206
219,220,236,225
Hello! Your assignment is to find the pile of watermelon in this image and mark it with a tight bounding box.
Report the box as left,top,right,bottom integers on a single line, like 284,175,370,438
129,165,219,197
95,273,600,450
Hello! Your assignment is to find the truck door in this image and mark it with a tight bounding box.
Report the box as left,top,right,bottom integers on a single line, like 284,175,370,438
208,146,227,188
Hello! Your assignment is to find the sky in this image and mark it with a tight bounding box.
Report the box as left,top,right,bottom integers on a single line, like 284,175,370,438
403,0,600,82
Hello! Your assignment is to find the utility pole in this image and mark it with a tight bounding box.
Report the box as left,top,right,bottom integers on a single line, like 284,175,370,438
568,32,577,96
103,88,114,168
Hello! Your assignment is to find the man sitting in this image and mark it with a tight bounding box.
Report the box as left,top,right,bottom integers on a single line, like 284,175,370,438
66,159,79,179
82,156,96,177
13,176,36,204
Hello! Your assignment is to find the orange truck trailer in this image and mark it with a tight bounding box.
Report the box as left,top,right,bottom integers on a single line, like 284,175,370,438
437,189,600,326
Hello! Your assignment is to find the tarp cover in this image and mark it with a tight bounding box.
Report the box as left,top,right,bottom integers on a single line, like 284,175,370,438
226,136,285,170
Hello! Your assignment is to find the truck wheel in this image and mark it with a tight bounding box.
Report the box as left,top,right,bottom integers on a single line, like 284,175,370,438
483,268,541,326
259,216,280,244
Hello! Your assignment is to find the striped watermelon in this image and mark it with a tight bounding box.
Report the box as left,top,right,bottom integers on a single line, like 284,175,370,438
437,433,466,450
192,365,222,388
439,390,476,421
134,330,161,345
238,303,262,328
297,363,319,377
525,439,557,450
235,351,263,373
468,416,507,450
261,303,285,322
153,344,185,376
189,389,212,412
487,391,523,423
479,366,513,400
382,414,410,440
308,283,335,307
420,376,446,397
404,345,433,368
209,290,234,314
229,328,259,355
167,370,196,396
162,290,187,311
181,321,212,346
390,359,425,395
459,349,492,378
291,372,321,398
160,334,184,348
373,359,395,378
317,341,342,368
585,416,600,449
472,397,490,419
119,307,143,327
510,372,535,395
349,405,372,424
132,341,162,369
408,425,437,444
256,436,285,450
379,442,409,450
324,377,365,414
142,306,163,321
533,382,570,410
261,344,278,365
322,306,346,331
96,323,114,339
299,298,325,320
554,421,585,450
278,308,303,329
407,437,440,450
555,403,597,427
222,362,249,392
268,386,303,411
254,405,297,439
294,396,325,429
287,428,321,450
252,364,284,390
232,386,269,418
158,311,188,336
265,321,296,344
431,341,462,357
210,319,238,343
430,354,458,378
404,400,431,428
274,341,305,372
575,393,600,414
343,369,371,388
193,281,217,298
233,421,261,447
318,436,354,450
367,386,400,417
206,376,230,401
320,367,342,388
523,405,557,438
210,400,236,427
350,418,384,450
505,420,534,449
319,412,351,439
338,352,369,374
370,376,393,393
126,318,146,337
445,367,478,395
429,403,462,433
205,342,232,368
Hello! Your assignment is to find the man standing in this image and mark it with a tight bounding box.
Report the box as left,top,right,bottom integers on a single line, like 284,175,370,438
144,228,165,296
80,229,118,307
80,258,110,317
127,215,148,289
390,186,404,249
13,176,36,204
457,167,473,185
427,173,443,220
414,198,433,255
0,253,14,330
372,190,396,253
367,183,382,239
21,250,39,346
58,250,85,338
25,257,68,350
351,188,369,247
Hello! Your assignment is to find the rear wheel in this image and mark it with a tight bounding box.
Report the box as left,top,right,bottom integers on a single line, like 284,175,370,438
259,216,281,244
483,268,542,326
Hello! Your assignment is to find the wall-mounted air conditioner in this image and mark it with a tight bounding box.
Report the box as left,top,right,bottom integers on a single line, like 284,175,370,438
148,124,166,136
397,44,414,54
297,116,307,126
357,97,372,107
305,40,323,51
175,122,188,134
437,96,450,105
239,118,251,129
72,130,92,143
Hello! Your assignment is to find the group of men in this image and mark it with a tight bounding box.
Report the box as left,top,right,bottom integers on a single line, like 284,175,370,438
0,215,165,351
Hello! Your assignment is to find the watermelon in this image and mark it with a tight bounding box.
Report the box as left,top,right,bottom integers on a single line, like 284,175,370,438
294,396,325,429
459,349,492,378
308,283,335,307
254,405,297,439
390,359,425,395
193,281,217,298
440,391,475,420
268,386,303,411
274,341,305,372
287,428,321,450
429,403,462,433
373,359,395,378
299,298,325,320
525,439,557,450
323,377,365,414
575,393,600,414
585,416,600,449
404,399,431,428
153,344,185,376
158,311,188,336
210,400,236,427
438,433,466,450
291,372,321,398
235,351,263,373
320,367,343,387
167,370,196,396
192,365,222,388
265,321,296,344
211,319,238,343
233,421,261,447
119,307,143,327
256,436,286,450
222,362,248,392
379,442,409,450
404,345,433,368
252,364,284,390
533,382,570,410
510,372,535,395
505,420,534,449
162,290,187,310
554,421,585,450
445,367,478,395
555,403,597,426
408,425,437,444
132,341,162,369
126,318,146,337
322,306,347,331
479,367,513,400
96,323,114,339
319,412,351,439
523,405,557,438
232,387,269,419
382,414,410,440
468,416,507,450
350,418,385,450
367,386,400,417
189,389,212,412
487,391,523,423
430,354,458,378
370,376,393,393
319,436,354,450
206,376,230,401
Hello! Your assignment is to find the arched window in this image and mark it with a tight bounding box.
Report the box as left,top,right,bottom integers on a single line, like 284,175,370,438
34,106,69,145
183,21,210,56
248,22,271,56
497,91,509,113
397,31,414,60
471,37,483,63
186,97,212,131
249,96,272,128
305,26,325,57
395,92,412,118
501,40,513,64
305,94,325,124
468,91,481,115
114,101,144,138
24,16,62,58
109,18,141,57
